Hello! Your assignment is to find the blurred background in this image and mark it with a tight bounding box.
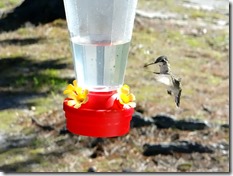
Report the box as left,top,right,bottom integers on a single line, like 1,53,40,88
0,0,229,172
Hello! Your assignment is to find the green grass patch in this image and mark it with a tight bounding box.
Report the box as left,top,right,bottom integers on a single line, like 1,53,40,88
206,32,229,51
207,75,222,85
26,94,64,115
31,69,68,92
0,110,23,133
0,0,22,9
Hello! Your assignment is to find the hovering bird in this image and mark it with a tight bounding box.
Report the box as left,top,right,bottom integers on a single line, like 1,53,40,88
144,56,182,107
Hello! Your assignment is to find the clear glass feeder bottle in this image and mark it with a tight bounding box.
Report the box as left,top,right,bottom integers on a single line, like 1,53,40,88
63,0,138,92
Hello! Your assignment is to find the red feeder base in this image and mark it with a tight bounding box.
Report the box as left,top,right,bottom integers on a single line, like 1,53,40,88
63,91,134,137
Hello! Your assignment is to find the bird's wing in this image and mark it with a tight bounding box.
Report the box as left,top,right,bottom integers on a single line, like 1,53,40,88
154,74,172,86
174,88,182,107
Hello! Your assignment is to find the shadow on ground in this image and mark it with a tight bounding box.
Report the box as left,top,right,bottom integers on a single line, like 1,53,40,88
0,133,73,172
0,55,73,110
0,0,65,32
0,37,45,46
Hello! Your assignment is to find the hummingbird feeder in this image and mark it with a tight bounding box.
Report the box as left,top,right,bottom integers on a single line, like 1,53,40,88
63,0,138,137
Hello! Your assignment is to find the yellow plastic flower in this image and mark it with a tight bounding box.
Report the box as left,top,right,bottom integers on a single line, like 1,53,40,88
63,80,89,109
117,84,136,109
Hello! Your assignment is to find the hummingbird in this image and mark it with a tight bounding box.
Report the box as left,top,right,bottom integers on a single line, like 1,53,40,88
144,55,182,107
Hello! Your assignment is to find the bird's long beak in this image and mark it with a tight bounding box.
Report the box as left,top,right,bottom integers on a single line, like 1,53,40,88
144,62,155,67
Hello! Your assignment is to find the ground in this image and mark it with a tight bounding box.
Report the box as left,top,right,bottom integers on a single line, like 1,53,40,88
0,0,229,172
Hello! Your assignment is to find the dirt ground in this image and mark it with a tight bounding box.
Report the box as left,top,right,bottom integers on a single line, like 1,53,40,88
0,0,229,172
